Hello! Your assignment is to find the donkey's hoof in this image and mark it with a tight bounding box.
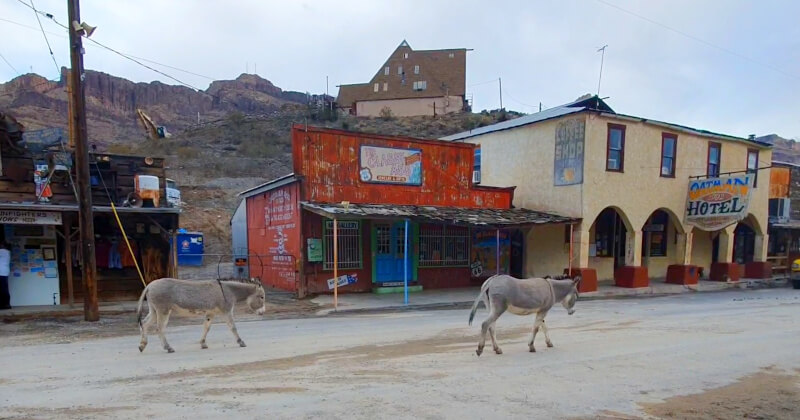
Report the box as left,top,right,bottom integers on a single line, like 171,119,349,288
201,343,208,349
494,348,503,355
546,342,554,348
529,347,536,353
166,347,175,353
138,344,145,352
476,348,483,357
238,340,247,348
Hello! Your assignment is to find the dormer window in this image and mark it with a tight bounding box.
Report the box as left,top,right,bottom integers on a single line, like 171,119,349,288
384,66,389,75
404,53,409,59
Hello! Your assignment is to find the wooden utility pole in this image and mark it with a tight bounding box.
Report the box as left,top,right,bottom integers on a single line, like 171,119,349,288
68,0,99,321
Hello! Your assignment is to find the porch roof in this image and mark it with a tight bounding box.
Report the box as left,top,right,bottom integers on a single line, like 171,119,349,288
301,202,578,228
0,202,181,214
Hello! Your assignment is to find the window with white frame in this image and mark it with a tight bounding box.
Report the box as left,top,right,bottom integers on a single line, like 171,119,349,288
419,224,469,267
398,65,403,75
448,53,455,58
323,220,362,270
414,65,420,74
404,52,409,59
413,80,427,91
383,82,388,91
384,66,389,75
373,83,379,92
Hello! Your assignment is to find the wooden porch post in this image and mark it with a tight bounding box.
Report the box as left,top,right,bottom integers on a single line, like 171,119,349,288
64,216,74,308
333,217,338,311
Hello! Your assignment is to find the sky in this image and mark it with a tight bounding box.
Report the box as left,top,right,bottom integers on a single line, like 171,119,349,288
1,0,799,139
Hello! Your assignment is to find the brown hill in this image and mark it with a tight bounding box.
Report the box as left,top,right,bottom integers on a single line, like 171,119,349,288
0,69,312,143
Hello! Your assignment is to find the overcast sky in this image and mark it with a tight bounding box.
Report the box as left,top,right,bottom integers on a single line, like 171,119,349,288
2,0,798,139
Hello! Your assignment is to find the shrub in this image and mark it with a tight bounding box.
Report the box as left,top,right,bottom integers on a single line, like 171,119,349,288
379,107,394,121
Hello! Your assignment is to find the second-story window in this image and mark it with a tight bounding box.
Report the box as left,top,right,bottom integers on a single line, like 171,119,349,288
661,133,677,177
747,149,759,187
398,65,403,75
606,124,625,172
373,83,379,92
384,66,389,75
383,82,388,92
414,65,420,74
707,142,721,177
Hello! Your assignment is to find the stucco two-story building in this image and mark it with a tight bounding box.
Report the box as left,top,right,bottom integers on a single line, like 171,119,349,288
442,95,772,291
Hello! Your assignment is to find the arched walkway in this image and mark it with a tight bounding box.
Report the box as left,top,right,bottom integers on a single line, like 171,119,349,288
733,215,760,265
588,206,633,281
640,208,684,278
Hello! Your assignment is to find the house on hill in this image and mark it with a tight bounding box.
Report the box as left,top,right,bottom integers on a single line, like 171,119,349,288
336,40,468,117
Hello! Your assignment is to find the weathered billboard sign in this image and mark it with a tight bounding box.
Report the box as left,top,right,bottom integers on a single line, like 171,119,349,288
685,174,753,231
359,145,422,185
554,118,585,186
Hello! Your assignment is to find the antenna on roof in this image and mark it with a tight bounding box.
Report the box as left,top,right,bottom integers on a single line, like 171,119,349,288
596,45,608,97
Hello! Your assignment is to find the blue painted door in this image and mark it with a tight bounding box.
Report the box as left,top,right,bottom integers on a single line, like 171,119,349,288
374,222,413,283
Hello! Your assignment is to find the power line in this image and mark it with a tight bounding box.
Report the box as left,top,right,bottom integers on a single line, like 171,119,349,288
594,0,800,81
28,0,60,77
0,15,217,81
468,78,499,88
0,52,20,75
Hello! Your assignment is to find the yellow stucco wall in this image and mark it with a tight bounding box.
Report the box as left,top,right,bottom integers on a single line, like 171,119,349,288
464,116,584,217
526,224,570,277
463,110,772,275
356,96,464,117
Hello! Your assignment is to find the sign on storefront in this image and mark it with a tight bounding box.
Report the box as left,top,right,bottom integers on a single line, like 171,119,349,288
685,174,752,231
327,273,358,290
0,210,62,225
554,118,585,186
307,238,322,262
359,146,422,185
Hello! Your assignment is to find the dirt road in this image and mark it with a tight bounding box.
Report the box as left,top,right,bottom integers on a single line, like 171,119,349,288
1,289,799,419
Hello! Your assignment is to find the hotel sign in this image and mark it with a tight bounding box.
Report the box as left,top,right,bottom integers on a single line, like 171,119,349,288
0,210,62,225
359,146,422,185
685,174,752,231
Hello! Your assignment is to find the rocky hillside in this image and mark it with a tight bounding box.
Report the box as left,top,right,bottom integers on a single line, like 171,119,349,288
757,134,800,164
0,70,316,143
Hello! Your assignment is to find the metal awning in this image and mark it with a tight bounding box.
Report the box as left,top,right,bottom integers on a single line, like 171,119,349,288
301,202,578,228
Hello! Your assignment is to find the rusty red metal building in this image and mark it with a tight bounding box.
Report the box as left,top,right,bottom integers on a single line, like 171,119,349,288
239,125,576,296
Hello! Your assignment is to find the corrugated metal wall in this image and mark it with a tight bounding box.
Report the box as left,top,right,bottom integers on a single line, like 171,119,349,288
292,125,513,208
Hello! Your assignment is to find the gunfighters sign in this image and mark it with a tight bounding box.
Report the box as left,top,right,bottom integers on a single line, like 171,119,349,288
685,174,752,231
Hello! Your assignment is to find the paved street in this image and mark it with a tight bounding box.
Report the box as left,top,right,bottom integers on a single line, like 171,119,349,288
1,289,799,419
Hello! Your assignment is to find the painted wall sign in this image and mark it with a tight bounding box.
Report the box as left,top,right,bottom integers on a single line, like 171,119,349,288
0,210,62,225
685,174,753,231
554,118,585,186
327,273,358,290
359,145,422,185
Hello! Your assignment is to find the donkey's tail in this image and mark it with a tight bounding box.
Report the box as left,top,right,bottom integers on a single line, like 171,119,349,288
136,283,151,327
468,275,496,326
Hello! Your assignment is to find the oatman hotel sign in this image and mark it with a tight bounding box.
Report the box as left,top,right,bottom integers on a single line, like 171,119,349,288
685,174,753,231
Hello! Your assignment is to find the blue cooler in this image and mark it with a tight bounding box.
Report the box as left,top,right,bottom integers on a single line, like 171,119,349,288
173,231,204,266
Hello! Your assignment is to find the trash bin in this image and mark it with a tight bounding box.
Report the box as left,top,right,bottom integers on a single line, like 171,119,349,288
172,231,203,266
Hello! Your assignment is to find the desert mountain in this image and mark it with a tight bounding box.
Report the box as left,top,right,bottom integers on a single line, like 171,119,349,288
0,69,315,143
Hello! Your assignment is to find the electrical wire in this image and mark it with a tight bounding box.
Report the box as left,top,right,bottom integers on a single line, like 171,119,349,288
0,52,20,75
594,0,800,81
28,0,60,77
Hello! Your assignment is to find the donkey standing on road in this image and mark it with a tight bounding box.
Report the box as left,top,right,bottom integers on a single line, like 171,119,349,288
468,274,580,356
136,277,266,353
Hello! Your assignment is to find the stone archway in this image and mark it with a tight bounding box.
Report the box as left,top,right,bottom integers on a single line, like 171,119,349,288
641,208,685,278
587,206,635,283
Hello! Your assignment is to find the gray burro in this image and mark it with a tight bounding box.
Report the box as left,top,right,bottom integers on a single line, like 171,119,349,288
469,274,580,356
136,278,267,353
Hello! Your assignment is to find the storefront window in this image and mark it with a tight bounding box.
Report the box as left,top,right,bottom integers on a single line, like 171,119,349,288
419,224,469,267
323,220,362,270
